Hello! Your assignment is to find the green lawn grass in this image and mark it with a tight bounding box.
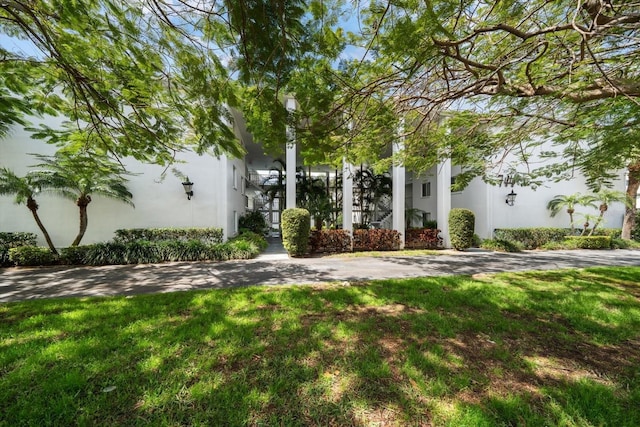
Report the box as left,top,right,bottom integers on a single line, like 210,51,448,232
1,267,639,426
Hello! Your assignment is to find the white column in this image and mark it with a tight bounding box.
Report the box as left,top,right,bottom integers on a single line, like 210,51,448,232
485,180,494,239
342,159,353,234
437,158,452,248
285,97,297,210
392,141,406,248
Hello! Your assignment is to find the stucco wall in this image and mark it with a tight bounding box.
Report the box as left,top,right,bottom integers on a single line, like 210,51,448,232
408,163,626,239
0,119,245,246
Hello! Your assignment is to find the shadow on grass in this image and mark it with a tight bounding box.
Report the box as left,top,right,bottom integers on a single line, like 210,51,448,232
1,268,639,425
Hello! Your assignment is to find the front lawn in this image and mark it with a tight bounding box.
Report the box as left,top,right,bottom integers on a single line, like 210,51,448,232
1,267,639,426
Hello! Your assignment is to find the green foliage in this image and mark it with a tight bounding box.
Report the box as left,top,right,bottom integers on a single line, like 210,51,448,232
472,233,483,248
281,208,311,257
0,232,38,266
238,211,269,236
8,246,58,266
405,228,443,249
481,239,523,253
353,229,401,251
0,232,37,246
114,227,224,244
494,228,569,250
564,236,612,250
423,220,438,230
448,208,475,250
309,229,352,253
593,228,622,239
81,237,263,266
59,246,92,265
229,231,268,251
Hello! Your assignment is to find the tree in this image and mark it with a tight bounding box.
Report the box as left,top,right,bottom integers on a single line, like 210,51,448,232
324,1,640,237
31,153,133,246
1,0,343,164
590,189,629,235
0,168,58,254
547,193,597,234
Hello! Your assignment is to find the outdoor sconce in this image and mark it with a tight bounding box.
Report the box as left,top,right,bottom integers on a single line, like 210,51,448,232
182,178,194,200
505,190,517,206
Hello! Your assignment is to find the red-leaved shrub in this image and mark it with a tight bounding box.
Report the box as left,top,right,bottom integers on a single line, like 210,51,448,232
353,229,401,251
405,228,443,249
310,230,352,253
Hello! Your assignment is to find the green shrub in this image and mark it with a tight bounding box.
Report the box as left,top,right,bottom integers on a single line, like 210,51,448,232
0,232,38,266
281,208,311,257
423,220,438,230
82,238,263,266
404,228,442,249
480,239,522,252
59,246,92,265
0,232,38,247
238,211,269,236
449,209,475,250
610,238,631,249
472,234,483,248
8,246,58,266
229,231,268,251
493,228,568,249
564,236,611,249
592,228,622,239
309,230,352,253
353,229,401,251
114,227,224,244
540,241,570,250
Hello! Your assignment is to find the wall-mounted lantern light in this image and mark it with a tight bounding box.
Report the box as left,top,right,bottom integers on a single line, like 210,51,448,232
182,178,194,200
505,190,517,206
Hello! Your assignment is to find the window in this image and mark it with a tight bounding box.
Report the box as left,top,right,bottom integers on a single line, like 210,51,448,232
421,182,431,197
233,210,238,234
241,176,246,195
232,165,237,190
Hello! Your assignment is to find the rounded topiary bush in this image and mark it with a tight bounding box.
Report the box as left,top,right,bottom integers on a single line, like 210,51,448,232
449,208,475,250
281,208,311,257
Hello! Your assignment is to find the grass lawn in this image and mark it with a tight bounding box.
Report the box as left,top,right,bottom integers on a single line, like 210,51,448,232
1,267,639,426
327,248,444,258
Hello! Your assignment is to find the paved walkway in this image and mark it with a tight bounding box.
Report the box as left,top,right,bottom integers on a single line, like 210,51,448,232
1,245,639,302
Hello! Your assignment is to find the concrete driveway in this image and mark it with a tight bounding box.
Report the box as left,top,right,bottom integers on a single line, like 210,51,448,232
1,249,639,302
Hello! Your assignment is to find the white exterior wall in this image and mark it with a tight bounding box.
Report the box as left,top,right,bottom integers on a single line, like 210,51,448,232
0,119,245,246
408,164,626,239
409,167,439,225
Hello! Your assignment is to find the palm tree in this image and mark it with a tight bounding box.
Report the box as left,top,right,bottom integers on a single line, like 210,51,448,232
578,213,600,236
0,168,58,254
31,153,134,246
547,193,597,234
590,189,630,235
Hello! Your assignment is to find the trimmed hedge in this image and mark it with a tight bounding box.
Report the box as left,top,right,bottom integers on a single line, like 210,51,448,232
0,232,38,266
449,209,475,250
281,208,311,257
480,239,522,253
405,228,443,249
353,229,401,251
113,227,224,244
493,228,568,249
310,229,352,254
564,236,612,249
8,246,58,266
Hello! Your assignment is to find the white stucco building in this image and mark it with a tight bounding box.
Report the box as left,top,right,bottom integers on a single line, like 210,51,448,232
0,110,627,249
